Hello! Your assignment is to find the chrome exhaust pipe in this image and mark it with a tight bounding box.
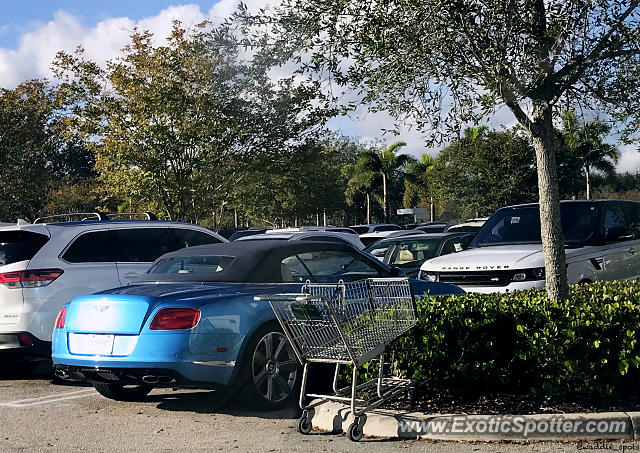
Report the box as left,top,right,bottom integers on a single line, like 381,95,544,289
55,369,70,380
142,375,159,384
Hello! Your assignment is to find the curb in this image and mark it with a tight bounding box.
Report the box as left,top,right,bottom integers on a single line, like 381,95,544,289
308,400,640,441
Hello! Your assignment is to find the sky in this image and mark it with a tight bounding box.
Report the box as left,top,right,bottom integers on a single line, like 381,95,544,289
0,1,638,172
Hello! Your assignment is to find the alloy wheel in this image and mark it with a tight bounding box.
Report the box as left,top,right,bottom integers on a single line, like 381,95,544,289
251,331,298,403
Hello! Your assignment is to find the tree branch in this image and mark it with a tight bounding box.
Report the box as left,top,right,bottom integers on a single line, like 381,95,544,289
501,85,534,132
545,0,640,102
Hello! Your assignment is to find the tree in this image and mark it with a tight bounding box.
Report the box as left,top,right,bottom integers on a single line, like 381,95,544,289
404,153,438,222
0,80,52,221
0,80,97,221
429,127,538,218
343,159,376,224
233,132,358,226
561,111,620,200
53,21,332,223
241,0,640,300
356,142,414,222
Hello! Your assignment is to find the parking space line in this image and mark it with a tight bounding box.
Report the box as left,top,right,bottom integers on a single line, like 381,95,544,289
0,388,97,407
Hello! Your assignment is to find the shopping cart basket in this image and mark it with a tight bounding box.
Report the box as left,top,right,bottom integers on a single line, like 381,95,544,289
255,278,416,441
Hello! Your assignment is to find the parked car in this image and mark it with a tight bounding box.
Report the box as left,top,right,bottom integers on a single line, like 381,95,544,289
52,240,463,409
228,228,272,241
0,213,225,376
365,232,474,277
413,223,456,233
264,226,359,235
359,230,423,247
444,218,488,234
419,200,640,293
236,230,366,249
349,224,402,234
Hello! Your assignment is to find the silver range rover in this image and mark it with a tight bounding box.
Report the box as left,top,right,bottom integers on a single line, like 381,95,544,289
418,200,640,293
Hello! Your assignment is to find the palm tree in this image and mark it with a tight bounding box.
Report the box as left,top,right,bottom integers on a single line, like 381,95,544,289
343,162,375,223
358,141,415,222
562,111,620,200
404,153,437,221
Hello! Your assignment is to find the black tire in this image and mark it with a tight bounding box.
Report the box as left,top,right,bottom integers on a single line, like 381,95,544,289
348,421,364,442
92,382,153,401
240,323,302,410
298,413,313,434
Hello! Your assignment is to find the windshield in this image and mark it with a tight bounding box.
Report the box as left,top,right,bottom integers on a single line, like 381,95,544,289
470,203,601,247
366,238,442,266
149,255,235,274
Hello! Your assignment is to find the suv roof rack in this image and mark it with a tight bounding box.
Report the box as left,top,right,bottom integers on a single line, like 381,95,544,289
34,213,109,224
33,212,157,224
105,212,158,220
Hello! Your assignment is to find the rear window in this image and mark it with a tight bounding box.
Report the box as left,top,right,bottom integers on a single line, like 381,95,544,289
350,226,370,235
0,231,49,266
149,255,235,274
373,225,401,232
63,230,115,263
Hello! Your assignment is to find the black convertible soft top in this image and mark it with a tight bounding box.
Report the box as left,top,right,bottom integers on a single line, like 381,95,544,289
139,239,382,283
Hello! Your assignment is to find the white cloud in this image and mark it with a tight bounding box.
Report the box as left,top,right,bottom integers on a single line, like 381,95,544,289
0,6,210,88
617,144,640,174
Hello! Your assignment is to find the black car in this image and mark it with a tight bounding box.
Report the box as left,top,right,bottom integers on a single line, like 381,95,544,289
365,232,474,277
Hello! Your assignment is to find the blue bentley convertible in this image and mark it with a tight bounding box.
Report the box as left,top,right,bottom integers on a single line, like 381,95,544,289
52,240,463,409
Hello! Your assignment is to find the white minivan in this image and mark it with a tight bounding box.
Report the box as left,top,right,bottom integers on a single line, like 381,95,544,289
0,215,225,376
418,200,640,293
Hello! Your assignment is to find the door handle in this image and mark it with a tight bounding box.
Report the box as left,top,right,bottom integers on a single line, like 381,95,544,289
122,272,140,279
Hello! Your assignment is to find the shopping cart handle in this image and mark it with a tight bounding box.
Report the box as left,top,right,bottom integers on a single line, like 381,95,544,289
254,293,311,302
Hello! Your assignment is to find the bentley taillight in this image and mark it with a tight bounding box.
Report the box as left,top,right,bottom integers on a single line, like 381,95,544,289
149,308,200,330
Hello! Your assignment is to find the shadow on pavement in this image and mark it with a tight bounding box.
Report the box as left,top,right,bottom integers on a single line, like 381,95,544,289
1,361,91,387
150,389,301,419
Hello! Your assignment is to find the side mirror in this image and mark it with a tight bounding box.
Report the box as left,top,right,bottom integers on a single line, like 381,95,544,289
390,266,406,277
605,226,631,242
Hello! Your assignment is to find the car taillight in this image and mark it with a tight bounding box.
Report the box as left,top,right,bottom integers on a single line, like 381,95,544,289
54,306,67,329
149,308,200,330
0,269,64,288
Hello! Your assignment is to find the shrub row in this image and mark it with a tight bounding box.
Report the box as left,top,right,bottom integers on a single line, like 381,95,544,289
389,280,640,398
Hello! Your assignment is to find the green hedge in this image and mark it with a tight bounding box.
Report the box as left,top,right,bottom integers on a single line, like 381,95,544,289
390,280,640,398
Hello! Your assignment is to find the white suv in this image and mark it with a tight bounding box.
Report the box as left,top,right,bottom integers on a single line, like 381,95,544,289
0,214,225,376
419,200,640,293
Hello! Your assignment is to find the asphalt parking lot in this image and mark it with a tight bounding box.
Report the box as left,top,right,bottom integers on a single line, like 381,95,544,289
0,364,629,452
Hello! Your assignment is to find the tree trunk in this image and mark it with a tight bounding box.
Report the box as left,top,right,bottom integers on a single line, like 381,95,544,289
218,203,225,229
585,166,591,200
366,193,371,224
382,172,388,222
531,105,569,301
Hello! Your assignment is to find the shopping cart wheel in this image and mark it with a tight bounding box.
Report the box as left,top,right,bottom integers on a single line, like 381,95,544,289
347,419,364,442
298,412,313,434
408,387,417,407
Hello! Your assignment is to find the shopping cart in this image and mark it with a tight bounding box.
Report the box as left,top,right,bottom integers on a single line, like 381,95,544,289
255,278,417,441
